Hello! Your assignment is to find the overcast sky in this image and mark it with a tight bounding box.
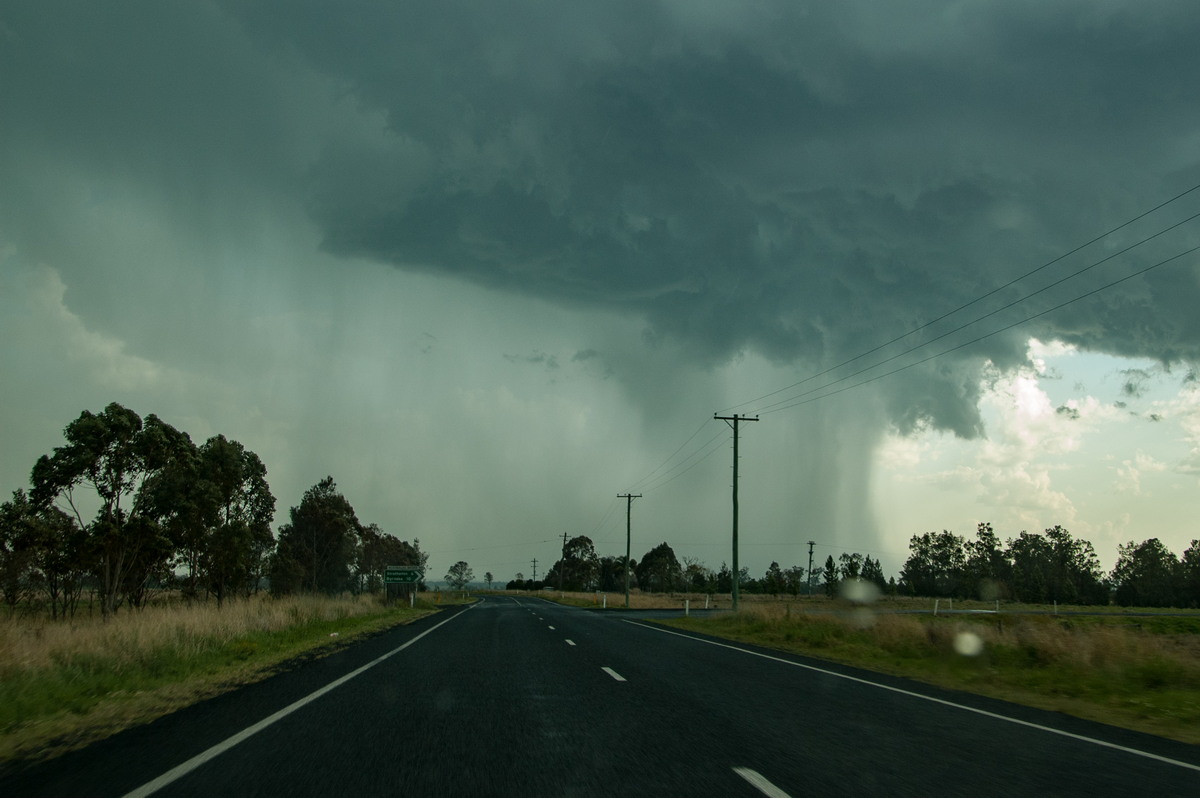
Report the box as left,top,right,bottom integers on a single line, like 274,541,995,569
4,1,1200,583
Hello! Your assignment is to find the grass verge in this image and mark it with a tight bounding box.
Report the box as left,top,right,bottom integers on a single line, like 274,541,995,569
661,605,1200,745
0,594,440,764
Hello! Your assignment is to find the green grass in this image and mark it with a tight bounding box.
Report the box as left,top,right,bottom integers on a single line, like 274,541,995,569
0,595,441,764
662,607,1200,745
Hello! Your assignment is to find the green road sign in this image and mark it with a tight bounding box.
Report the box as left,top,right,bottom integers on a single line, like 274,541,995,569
384,565,423,584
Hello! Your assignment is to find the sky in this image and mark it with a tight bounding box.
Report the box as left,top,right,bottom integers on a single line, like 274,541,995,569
3,1,1200,585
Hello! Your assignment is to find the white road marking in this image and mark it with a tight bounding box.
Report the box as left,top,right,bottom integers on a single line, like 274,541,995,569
548,625,555,630
566,639,576,646
734,767,792,798
629,621,1200,774
122,606,474,797
601,666,626,682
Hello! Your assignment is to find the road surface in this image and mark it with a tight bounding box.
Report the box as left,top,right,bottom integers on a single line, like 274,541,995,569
3,595,1198,796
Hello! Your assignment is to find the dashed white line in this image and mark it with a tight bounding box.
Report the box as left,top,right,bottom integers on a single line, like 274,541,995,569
734,767,791,797
566,639,576,646
548,625,555,630
601,666,626,682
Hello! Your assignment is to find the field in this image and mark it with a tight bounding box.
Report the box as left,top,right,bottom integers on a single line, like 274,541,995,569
0,593,446,764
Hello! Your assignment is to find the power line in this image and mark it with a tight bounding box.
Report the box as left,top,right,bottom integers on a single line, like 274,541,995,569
720,181,1200,415
637,428,730,494
750,210,1200,415
762,243,1200,414
624,418,712,493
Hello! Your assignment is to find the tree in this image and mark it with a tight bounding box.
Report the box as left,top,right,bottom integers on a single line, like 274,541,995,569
597,556,628,592
965,522,1010,600
546,536,600,591
763,561,785,596
1044,525,1107,604
412,538,431,591
1183,540,1200,607
355,523,419,593
1007,531,1053,603
636,542,682,593
860,556,886,592
194,436,275,604
484,571,494,589
683,557,713,593
1111,538,1182,608
30,404,189,616
445,561,473,590
1006,526,1106,605
0,490,38,612
839,552,863,581
784,565,806,595
271,477,360,595
900,530,967,597
823,555,838,597
715,561,732,593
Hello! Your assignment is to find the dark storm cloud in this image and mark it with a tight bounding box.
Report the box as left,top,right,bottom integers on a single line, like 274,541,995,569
219,0,1200,436
6,1,1200,442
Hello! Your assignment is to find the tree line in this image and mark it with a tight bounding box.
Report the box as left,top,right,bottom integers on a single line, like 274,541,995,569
508,524,1200,609
0,403,425,618
9,405,1200,616
899,522,1200,607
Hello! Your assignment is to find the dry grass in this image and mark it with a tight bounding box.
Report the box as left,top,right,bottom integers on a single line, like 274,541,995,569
0,594,383,672
0,593,437,764
666,601,1200,744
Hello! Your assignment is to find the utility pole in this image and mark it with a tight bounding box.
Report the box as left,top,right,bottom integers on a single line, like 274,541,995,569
559,532,568,592
807,541,816,595
531,558,538,583
617,493,641,608
714,413,758,611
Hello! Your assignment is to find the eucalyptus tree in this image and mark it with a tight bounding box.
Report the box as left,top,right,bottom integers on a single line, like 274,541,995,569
197,436,275,603
445,560,473,590
31,403,190,616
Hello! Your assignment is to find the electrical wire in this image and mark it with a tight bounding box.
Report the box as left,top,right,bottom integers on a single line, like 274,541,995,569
762,243,1200,414
750,215,1200,414
719,181,1200,415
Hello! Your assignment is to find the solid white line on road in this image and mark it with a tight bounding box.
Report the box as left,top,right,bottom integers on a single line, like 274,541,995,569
629,621,1200,774
602,666,626,682
734,767,792,798
566,639,576,646
123,605,476,798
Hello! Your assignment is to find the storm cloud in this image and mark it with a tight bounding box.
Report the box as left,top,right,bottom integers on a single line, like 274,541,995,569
4,1,1200,571
234,0,1200,431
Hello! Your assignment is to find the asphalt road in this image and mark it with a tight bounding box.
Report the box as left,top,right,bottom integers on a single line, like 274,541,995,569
4,595,1199,796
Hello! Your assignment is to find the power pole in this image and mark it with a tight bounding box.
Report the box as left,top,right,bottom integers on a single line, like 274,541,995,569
807,541,816,595
559,532,568,592
714,413,758,611
618,493,641,608
531,558,538,583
